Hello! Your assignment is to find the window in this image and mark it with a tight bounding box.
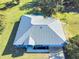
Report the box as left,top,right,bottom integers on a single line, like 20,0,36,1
33,45,49,49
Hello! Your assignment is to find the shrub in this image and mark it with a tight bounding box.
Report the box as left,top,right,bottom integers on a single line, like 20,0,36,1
0,20,4,34
0,4,5,8
64,35,79,59
0,14,5,34
64,43,79,59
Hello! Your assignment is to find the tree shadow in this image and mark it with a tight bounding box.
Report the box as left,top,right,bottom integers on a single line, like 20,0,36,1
20,2,35,10
0,1,19,11
2,21,26,57
19,1,43,15
2,20,49,58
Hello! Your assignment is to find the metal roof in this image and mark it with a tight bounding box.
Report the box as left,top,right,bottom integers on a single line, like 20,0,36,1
13,15,67,47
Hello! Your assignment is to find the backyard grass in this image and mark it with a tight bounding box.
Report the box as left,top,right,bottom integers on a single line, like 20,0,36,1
0,0,79,59
54,13,79,38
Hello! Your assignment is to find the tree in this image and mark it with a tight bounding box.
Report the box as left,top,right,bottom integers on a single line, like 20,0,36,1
64,35,79,59
65,43,79,59
73,0,79,8
20,0,64,17
63,0,79,12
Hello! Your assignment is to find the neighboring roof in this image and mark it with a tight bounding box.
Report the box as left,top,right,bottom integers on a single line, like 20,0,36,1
13,15,67,47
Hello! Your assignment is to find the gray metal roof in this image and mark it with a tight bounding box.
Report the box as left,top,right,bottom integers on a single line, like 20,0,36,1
13,15,67,47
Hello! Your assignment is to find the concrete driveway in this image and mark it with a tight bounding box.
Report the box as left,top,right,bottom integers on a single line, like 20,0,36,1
49,47,65,59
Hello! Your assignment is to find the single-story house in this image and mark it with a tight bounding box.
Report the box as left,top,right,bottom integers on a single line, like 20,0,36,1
13,15,68,53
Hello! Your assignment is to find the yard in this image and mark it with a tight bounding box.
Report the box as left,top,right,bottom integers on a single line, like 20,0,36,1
0,0,79,59
0,0,48,59
54,13,79,37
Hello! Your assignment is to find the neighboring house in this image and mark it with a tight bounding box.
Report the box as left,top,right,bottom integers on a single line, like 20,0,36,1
13,15,68,53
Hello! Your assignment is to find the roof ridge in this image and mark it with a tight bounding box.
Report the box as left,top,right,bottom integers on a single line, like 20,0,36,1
48,20,67,42
14,27,32,45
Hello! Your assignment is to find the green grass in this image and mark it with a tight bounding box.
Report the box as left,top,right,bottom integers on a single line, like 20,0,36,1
53,13,79,37
0,3,5,8
0,0,48,59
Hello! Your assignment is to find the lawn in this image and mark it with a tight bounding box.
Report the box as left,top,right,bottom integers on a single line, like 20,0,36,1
0,0,48,59
54,13,79,38
0,0,79,59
